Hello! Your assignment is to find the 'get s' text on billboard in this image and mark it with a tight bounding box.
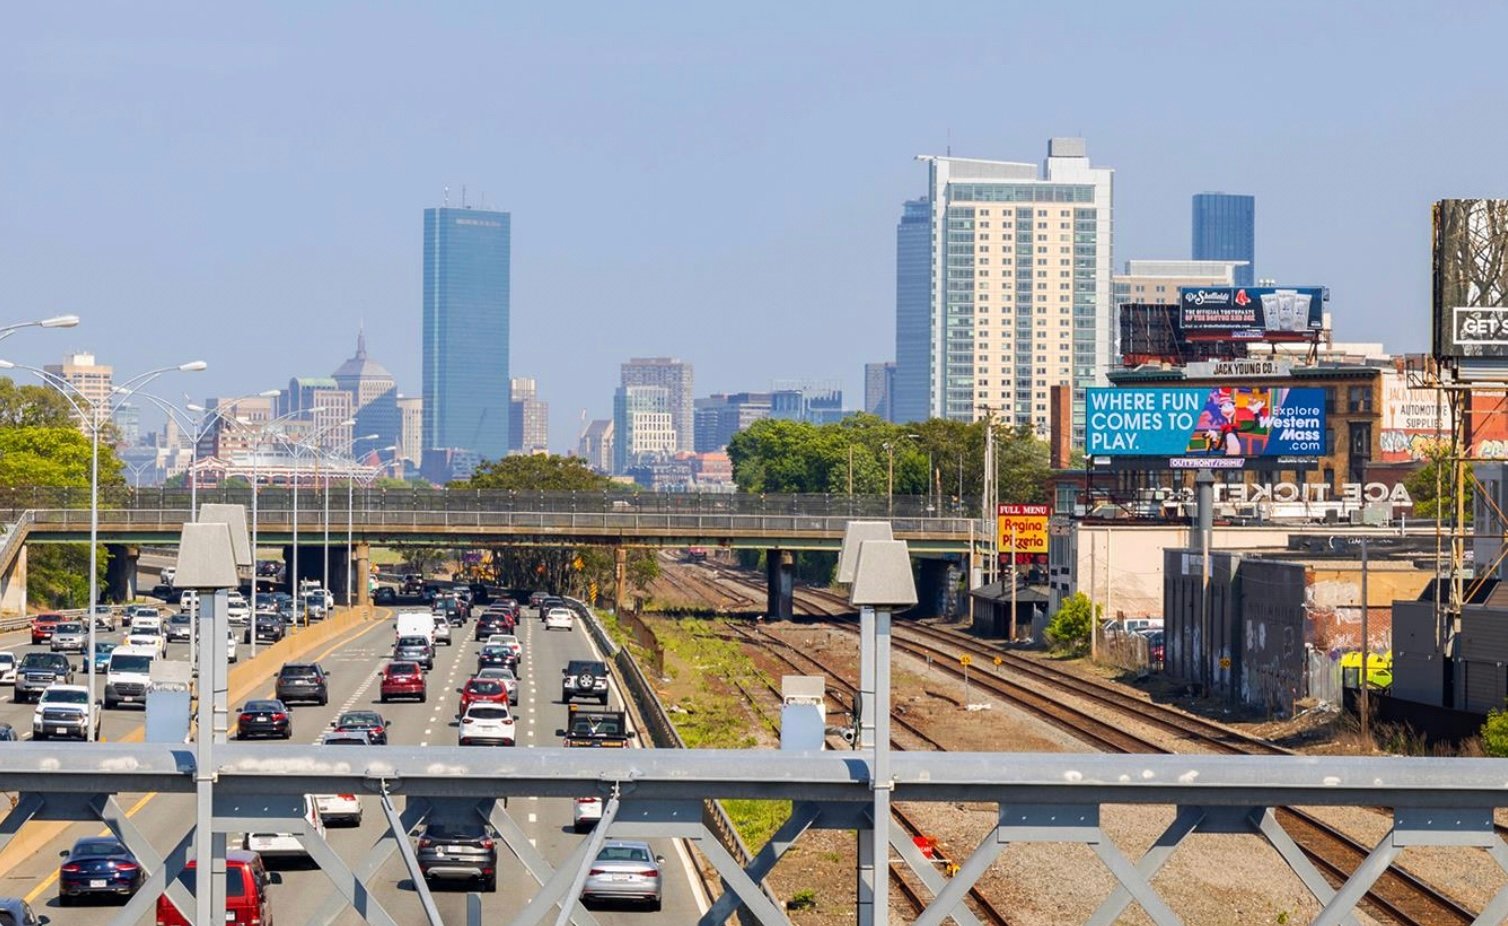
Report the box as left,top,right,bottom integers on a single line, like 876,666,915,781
1085,387,1326,461
997,504,1048,565
1433,199,1508,379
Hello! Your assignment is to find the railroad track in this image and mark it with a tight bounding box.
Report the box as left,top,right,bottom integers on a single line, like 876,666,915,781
721,620,1013,926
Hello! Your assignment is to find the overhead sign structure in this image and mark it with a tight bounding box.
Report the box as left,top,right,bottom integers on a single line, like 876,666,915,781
997,503,1048,566
1179,286,1326,341
1085,387,1326,461
1433,199,1508,372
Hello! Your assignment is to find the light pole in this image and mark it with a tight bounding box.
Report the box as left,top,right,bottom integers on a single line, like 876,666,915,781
337,437,384,608
1,357,206,738
0,315,79,343
272,418,356,627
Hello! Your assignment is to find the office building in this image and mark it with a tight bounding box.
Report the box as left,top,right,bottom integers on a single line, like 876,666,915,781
771,380,844,424
423,205,511,462
1192,193,1255,287
43,352,112,429
197,395,275,460
620,358,693,453
578,419,614,473
693,393,771,452
277,377,353,453
508,377,549,454
112,402,140,448
894,140,1114,441
864,361,895,421
613,385,676,474
1113,259,1244,310
332,328,400,457
396,395,423,469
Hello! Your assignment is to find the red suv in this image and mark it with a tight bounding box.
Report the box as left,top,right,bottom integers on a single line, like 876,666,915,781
457,677,508,715
156,849,275,925
379,661,426,703
30,613,64,646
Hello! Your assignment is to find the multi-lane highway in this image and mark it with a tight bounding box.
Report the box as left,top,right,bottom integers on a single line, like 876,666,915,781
0,602,705,924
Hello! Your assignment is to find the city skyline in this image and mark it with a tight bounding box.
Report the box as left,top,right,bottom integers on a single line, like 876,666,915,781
6,6,1504,452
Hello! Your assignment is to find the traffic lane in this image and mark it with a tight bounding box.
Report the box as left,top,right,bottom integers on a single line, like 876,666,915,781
14,615,396,924
0,633,189,743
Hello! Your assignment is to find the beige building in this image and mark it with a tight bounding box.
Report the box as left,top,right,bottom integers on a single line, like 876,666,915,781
509,377,549,455
396,395,423,468
1112,259,1244,309
199,395,276,459
43,352,112,428
898,140,1114,441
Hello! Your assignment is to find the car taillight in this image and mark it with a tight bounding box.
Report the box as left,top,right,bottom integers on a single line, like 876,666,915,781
338,794,355,800
61,862,82,873
461,717,473,724
480,838,494,849
272,712,287,721
417,837,432,849
115,860,140,871
588,868,607,876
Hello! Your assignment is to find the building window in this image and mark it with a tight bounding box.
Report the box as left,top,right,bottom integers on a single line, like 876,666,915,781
1347,385,1373,413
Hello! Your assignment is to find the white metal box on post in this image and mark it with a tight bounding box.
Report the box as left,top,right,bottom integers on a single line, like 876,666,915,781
780,675,827,751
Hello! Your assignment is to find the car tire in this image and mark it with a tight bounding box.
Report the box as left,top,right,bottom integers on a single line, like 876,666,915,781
104,698,116,711
57,893,71,908
379,694,388,703
419,693,427,703
281,729,292,740
319,693,328,706
483,875,497,893
649,898,662,912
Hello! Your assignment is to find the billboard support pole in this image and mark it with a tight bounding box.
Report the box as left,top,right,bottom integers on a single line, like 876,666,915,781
1196,469,1215,696
1009,526,1017,642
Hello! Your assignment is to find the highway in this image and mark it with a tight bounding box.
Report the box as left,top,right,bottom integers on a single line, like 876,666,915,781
0,602,705,924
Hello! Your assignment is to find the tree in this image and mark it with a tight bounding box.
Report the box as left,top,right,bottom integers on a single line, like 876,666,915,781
1045,592,1098,655
0,379,76,429
1483,709,1508,757
464,454,613,492
1404,445,1473,523
627,549,660,592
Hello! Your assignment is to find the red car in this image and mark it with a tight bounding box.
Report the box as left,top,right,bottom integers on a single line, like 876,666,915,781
378,661,426,703
30,613,64,645
457,677,508,715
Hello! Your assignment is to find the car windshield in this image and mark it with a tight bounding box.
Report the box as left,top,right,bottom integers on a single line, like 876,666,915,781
387,663,419,676
44,689,88,704
110,655,151,673
0,655,12,666
597,845,651,863
467,681,502,695
340,712,381,726
397,637,427,648
179,867,247,897
422,823,486,840
281,666,317,678
55,623,82,634
468,706,510,720
482,646,507,657
72,839,124,858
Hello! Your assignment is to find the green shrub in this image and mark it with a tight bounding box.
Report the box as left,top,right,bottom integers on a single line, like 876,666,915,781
1045,591,1098,654
1481,709,1508,757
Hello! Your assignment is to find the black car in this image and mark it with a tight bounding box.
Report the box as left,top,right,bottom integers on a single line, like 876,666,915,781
274,663,329,706
374,587,397,605
58,836,142,905
477,644,514,671
235,699,292,739
416,822,497,892
244,614,286,644
330,710,389,745
474,616,507,641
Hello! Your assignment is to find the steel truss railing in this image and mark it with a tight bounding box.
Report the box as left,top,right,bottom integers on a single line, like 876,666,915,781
5,745,1508,925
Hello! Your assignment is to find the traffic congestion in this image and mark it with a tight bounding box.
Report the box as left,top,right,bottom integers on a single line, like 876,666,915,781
0,571,694,924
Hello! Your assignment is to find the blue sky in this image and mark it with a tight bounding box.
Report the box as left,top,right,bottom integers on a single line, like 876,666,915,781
3,3,1505,451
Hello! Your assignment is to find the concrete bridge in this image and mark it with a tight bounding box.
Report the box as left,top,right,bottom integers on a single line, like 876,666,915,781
0,487,985,615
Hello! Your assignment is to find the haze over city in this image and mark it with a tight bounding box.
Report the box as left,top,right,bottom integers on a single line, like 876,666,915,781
5,2,1507,451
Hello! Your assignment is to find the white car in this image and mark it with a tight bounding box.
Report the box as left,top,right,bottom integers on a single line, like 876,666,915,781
89,605,117,632
226,592,250,625
544,608,574,631
245,795,325,857
313,792,362,826
0,652,16,685
457,703,516,746
431,617,452,647
124,631,166,660
573,796,603,833
32,684,99,741
226,630,238,664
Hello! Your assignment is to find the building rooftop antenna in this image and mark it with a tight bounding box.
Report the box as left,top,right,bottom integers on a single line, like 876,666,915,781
444,186,449,207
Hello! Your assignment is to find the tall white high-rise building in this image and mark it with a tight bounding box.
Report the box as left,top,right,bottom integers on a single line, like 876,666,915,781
620,358,693,453
893,139,1113,441
43,352,113,429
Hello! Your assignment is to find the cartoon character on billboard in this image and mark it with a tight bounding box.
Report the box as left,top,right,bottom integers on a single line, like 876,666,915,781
1196,388,1243,456
1235,389,1272,436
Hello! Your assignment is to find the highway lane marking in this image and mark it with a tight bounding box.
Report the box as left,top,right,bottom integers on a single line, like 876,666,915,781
527,813,537,824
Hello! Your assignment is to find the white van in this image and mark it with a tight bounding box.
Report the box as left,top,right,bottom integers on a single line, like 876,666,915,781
129,612,163,635
104,645,156,710
395,611,436,645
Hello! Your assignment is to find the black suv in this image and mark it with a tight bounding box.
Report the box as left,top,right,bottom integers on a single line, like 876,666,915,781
416,822,497,892
16,653,74,703
274,663,330,706
561,660,609,704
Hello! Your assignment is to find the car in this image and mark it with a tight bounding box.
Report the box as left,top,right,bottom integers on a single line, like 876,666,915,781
378,661,426,703
431,616,452,646
561,660,610,704
164,613,193,644
474,615,508,641
573,796,603,833
457,677,508,715
1141,628,1165,665
225,592,250,625
474,666,518,705
275,663,329,706
124,605,162,625
226,629,239,664
89,605,118,632
476,644,514,671
374,586,397,605
148,584,182,604
0,652,15,686
581,840,664,910
29,613,64,646
57,835,142,905
235,699,292,740
330,710,389,745
415,821,497,892
312,791,362,826
123,630,166,660
155,849,276,926
488,634,523,660
244,795,325,859
32,684,99,741
102,647,153,710
15,652,74,703
393,635,434,670
401,573,424,595
49,622,87,654
244,613,286,643
159,566,176,586
457,703,516,746
319,730,373,746
88,641,119,674
543,607,575,631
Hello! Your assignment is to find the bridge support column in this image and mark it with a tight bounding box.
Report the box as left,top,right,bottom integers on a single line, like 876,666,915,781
105,544,138,604
0,545,26,616
614,546,628,614
915,558,948,619
323,547,351,607
354,542,371,609
766,550,793,621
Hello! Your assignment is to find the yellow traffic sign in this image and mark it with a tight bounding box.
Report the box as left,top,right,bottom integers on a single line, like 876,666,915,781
992,656,1003,667
959,655,972,667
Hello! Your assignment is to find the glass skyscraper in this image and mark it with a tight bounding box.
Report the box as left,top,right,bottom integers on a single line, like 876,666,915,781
422,206,511,462
1191,193,1255,287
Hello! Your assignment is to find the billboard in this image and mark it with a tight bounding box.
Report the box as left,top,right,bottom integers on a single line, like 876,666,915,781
997,504,1048,567
1178,286,1325,341
1085,387,1326,459
1433,199,1508,364
1378,371,1446,462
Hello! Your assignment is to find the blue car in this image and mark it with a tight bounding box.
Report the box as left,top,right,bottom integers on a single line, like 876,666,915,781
89,642,118,674
58,835,142,904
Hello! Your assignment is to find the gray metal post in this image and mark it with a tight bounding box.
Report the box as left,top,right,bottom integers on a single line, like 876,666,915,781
195,587,227,925
856,604,877,925
872,606,892,926
1360,538,1370,745
1195,468,1214,694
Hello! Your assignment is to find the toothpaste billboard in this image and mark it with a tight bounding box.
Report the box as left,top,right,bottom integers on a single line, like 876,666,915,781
1179,286,1326,341
1085,387,1326,459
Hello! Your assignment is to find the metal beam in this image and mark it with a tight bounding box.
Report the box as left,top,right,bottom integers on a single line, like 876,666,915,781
379,793,444,926
491,800,600,926
887,818,981,926
701,802,822,926
296,809,403,926
308,792,432,926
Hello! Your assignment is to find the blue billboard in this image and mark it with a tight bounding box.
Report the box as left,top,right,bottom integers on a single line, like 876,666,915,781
1085,387,1326,459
